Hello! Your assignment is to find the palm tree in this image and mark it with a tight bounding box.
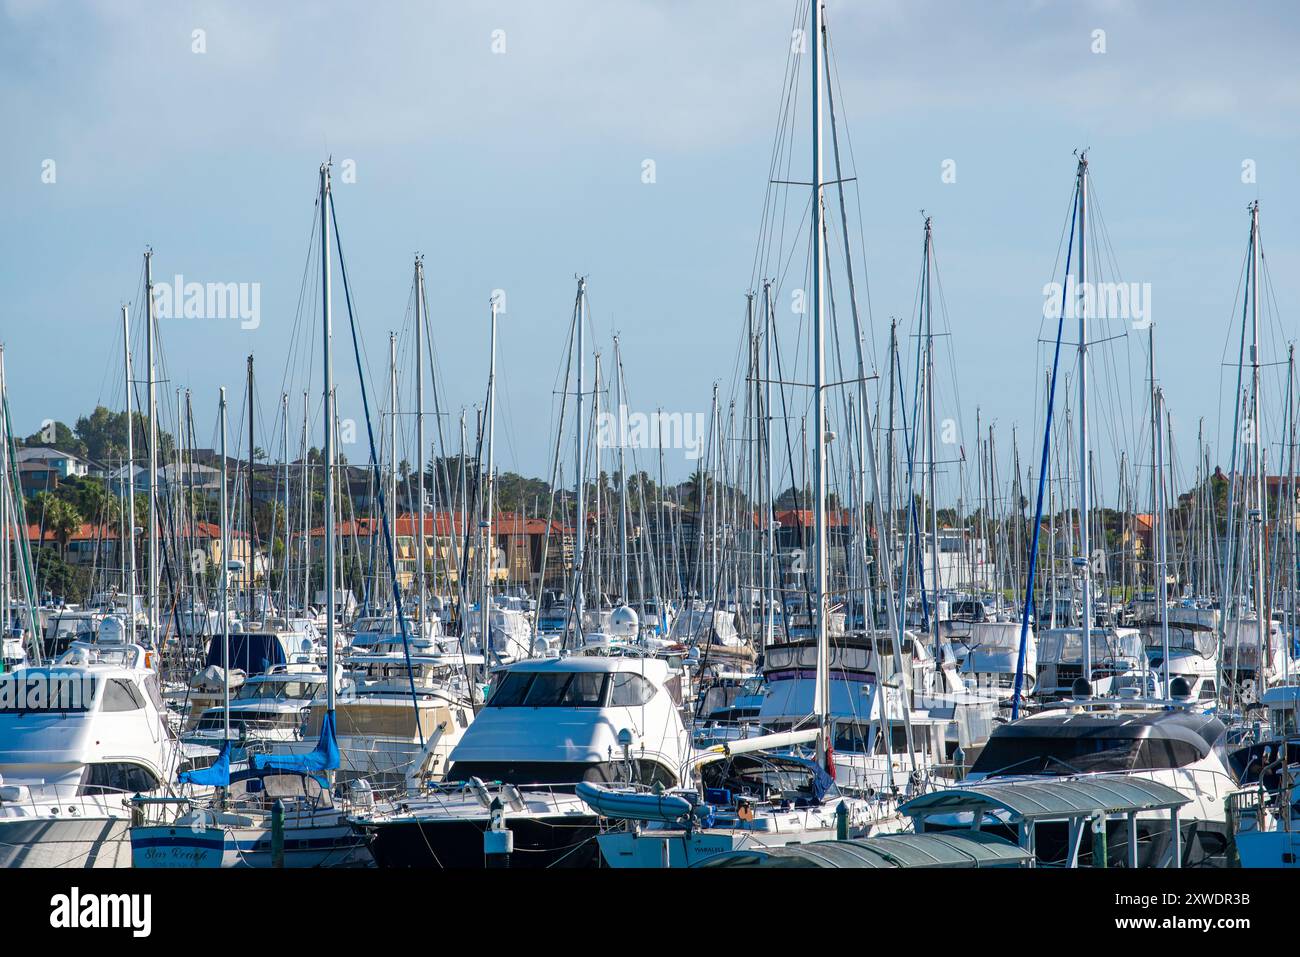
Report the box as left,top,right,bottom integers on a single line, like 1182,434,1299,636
33,492,84,554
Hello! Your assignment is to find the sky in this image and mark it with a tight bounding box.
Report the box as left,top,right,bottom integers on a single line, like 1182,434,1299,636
2,0,1298,501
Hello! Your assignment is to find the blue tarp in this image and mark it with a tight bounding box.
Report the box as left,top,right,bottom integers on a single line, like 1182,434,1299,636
179,742,232,787
251,710,340,774
204,633,287,676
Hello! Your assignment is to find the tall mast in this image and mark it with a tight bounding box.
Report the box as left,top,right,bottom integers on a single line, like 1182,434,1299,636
483,293,499,650
320,162,336,716
886,319,898,553
457,410,468,637
121,305,137,642
615,335,628,602
218,387,230,743
810,0,830,754
1075,154,1094,682
1288,346,1297,684
574,279,587,637
247,354,256,620
1249,200,1267,674
1155,387,1171,695
923,217,942,652
281,392,290,621
300,391,310,614
144,250,159,645
388,331,398,617
762,282,777,650
415,257,427,628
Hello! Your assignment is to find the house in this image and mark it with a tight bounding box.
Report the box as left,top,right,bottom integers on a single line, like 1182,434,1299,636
25,522,120,565
16,447,93,497
293,511,571,590
187,520,264,587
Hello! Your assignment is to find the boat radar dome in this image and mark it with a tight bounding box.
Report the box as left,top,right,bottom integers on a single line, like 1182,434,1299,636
1168,676,1193,701
1070,677,1093,700
610,605,639,638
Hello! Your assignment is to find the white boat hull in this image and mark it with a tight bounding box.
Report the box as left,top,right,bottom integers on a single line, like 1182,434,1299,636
0,816,131,868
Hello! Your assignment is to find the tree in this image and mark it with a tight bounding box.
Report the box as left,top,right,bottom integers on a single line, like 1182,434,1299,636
73,405,174,464
73,406,128,463
33,492,84,551
20,420,86,457
34,547,79,602
56,475,118,526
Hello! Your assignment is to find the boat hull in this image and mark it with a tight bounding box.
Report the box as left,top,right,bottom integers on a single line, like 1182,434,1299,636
357,814,600,868
1235,829,1300,868
131,819,371,868
0,816,130,868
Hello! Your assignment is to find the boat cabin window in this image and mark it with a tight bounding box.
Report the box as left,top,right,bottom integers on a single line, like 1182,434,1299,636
488,670,611,708
609,673,657,706
833,722,871,753
236,680,320,701
101,679,146,713
973,735,1140,776
1134,738,1203,770
1271,705,1299,738
79,761,160,795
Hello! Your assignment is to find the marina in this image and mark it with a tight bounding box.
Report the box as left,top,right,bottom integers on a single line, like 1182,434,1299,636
0,1,1297,940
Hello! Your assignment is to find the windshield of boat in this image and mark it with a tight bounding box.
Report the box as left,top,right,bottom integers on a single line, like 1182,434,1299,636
235,679,321,701
487,669,614,708
971,731,1204,777
1038,631,1143,663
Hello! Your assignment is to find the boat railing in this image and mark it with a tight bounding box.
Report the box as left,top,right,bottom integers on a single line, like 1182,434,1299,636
1,781,148,823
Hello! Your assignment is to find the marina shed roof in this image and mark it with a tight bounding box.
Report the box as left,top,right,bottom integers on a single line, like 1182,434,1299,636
693,830,1030,869
899,777,1189,822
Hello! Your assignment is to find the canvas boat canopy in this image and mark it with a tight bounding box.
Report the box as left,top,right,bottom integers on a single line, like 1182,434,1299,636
899,777,1189,823
693,830,1029,868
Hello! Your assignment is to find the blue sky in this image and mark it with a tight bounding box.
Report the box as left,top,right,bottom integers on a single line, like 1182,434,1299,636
2,0,1298,498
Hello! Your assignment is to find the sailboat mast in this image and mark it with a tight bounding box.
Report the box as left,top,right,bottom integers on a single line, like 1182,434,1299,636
144,250,159,646
1288,346,1297,683
281,392,290,620
574,279,587,635
247,354,256,620
1249,200,1267,673
300,391,310,615
415,257,427,628
320,162,336,716
1075,154,1094,682
389,332,398,617
615,335,628,602
762,282,777,649
121,305,137,643
484,294,498,651
218,387,230,743
1155,387,1171,695
923,218,942,650
1149,325,1158,592
810,0,830,754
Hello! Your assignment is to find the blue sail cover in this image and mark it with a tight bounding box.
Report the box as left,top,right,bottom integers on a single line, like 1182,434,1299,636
179,742,232,787
251,710,340,774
